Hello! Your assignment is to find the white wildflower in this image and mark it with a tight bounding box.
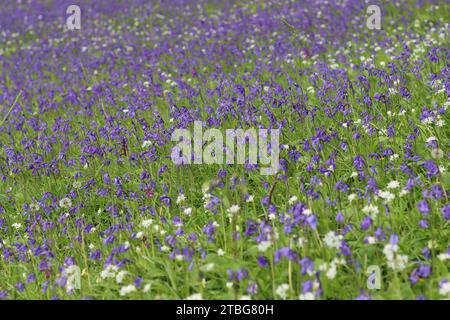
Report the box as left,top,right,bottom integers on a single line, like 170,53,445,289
323,231,343,249
383,243,398,261
143,283,151,293
326,265,337,279
202,193,211,202
176,194,186,204
288,196,298,205
120,284,137,296
12,223,22,230
141,140,152,148
366,236,377,244
227,205,240,215
100,265,119,279
384,243,408,270
116,270,128,284
389,153,399,161
59,197,72,209
175,254,184,261
202,263,215,271
386,181,400,189
141,219,153,228
257,241,272,252
387,254,408,271
297,237,307,248
436,119,445,127
30,202,40,211
135,232,144,239
275,284,290,300
437,253,450,261
63,265,80,292
431,148,443,159
186,293,203,300
378,190,395,203
439,282,450,296
299,292,315,300
362,204,378,219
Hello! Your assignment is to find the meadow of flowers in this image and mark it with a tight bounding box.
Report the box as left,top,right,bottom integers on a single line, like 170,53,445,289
0,0,449,300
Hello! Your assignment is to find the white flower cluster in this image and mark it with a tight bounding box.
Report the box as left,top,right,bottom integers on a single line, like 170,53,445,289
59,197,72,209
63,265,80,292
119,278,151,296
12,223,22,230
439,281,450,296
257,240,272,252
377,190,395,204
421,111,445,127
176,193,186,204
226,204,241,219
275,284,290,300
319,257,347,279
186,293,203,300
100,265,150,296
100,265,129,284
386,180,400,189
362,203,379,219
116,270,129,284
383,243,408,270
141,219,153,228
437,251,450,261
288,195,298,205
100,264,119,279
141,140,152,148
228,204,240,214
120,284,136,296
323,231,343,249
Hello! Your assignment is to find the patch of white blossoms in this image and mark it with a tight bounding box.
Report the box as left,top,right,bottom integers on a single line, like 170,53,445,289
439,280,450,296
100,264,119,279
120,284,137,296
362,203,379,219
275,283,290,300
383,243,408,271
63,265,80,292
378,190,395,204
319,257,347,280
386,180,400,189
323,231,343,249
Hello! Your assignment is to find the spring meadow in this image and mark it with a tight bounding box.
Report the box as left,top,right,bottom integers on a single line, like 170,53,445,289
0,0,449,302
